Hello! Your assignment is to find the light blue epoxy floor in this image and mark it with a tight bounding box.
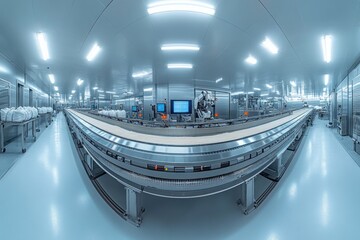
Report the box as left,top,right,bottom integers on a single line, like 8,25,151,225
1,114,360,240
0,122,50,180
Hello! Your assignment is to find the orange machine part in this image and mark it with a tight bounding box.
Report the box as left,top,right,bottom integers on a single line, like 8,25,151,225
244,111,249,116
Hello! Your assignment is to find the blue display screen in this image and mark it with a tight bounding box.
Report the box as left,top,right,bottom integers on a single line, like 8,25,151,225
157,103,166,113
132,106,138,112
171,100,192,114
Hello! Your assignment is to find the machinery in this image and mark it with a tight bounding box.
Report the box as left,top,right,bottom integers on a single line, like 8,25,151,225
194,91,216,121
65,107,314,226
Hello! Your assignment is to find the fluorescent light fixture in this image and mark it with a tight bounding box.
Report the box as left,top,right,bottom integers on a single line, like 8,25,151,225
247,91,254,94
216,78,223,83
144,87,153,92
324,74,329,86
106,91,116,94
253,88,261,91
354,82,360,87
245,55,257,65
77,79,84,86
48,74,55,84
113,95,120,98
261,94,269,97
266,84,273,89
147,1,215,16
36,32,50,61
290,81,297,87
231,91,244,96
93,87,98,90
323,87,327,91
132,71,152,78
86,43,101,61
71,90,76,94
97,90,104,93
54,86,59,91
127,91,134,95
276,90,280,94
321,35,332,63
0,65,9,73
261,37,279,54
167,63,193,69
161,44,200,51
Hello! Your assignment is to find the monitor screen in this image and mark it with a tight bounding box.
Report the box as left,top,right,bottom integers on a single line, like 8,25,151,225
131,106,138,112
171,100,192,114
157,103,166,113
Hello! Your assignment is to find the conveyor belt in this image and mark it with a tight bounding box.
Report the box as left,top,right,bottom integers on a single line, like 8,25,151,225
67,108,311,146
65,108,314,198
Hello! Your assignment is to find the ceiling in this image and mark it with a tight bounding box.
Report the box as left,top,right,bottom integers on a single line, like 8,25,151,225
0,0,360,98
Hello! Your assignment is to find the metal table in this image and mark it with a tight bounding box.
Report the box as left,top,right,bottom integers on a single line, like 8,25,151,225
0,118,37,153
38,112,52,128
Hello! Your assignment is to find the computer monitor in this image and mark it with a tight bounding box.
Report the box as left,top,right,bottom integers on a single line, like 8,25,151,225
171,100,192,114
131,106,138,112
156,103,166,113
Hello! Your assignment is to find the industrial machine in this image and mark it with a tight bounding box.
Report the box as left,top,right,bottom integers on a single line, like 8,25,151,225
194,91,216,121
65,107,314,226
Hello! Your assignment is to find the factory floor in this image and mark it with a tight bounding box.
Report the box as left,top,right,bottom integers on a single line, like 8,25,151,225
0,113,360,240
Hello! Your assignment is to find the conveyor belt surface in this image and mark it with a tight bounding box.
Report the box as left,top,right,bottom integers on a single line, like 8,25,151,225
67,108,311,146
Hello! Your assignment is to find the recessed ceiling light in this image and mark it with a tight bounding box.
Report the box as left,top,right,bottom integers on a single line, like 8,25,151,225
245,55,257,65
48,74,55,84
216,78,223,83
321,35,332,63
71,90,76,94
144,88,153,92
132,71,152,78
324,74,329,86
167,63,193,69
290,81,297,87
0,65,9,73
147,1,216,15
54,86,58,91
266,84,273,89
36,32,50,61
231,91,244,96
254,87,261,91
261,37,279,54
86,43,101,61
77,79,84,86
161,44,200,51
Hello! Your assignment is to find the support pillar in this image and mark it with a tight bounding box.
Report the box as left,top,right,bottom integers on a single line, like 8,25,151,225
238,177,255,214
125,187,143,226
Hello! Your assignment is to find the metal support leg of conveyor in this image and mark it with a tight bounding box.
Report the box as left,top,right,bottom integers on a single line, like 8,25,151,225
263,153,284,180
125,187,143,226
85,154,105,179
238,177,255,215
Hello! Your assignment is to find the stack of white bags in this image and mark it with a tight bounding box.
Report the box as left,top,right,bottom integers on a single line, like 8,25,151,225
98,110,126,119
0,106,39,122
37,107,53,114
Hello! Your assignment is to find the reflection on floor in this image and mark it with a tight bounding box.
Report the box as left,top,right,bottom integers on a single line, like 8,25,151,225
330,124,360,167
0,120,50,180
0,113,360,240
